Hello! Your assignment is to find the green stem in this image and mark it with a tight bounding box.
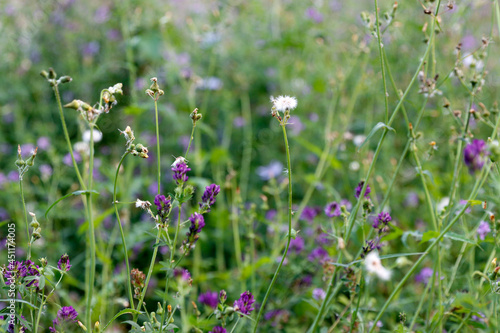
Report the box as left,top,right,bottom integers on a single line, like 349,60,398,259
86,124,96,332
19,178,31,260
155,99,161,195
374,0,389,124
230,317,242,333
252,123,292,332
185,123,196,158
34,274,64,333
113,152,135,309
408,275,432,331
52,85,86,189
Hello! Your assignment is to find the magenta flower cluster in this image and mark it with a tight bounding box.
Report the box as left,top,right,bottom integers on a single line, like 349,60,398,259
181,212,206,253
199,184,221,212
464,139,488,174
172,160,191,184
49,306,78,332
234,290,255,316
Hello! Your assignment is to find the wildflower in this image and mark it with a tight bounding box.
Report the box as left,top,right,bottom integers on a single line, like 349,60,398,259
415,267,434,284
477,221,491,240
264,309,290,328
135,199,152,210
174,268,191,282
131,268,146,298
308,247,329,262
172,157,191,185
49,306,78,333
57,254,71,272
82,129,103,143
234,291,255,316
209,327,226,333
355,181,371,199
300,206,318,223
198,290,218,308
324,201,341,217
312,288,326,300
154,195,171,222
256,160,283,181
181,213,205,254
270,95,298,112
290,236,304,253
372,212,391,229
305,7,323,23
464,139,489,173
364,251,391,280
199,184,221,213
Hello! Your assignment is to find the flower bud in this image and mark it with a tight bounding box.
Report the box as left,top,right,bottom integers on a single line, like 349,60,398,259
40,70,49,79
48,68,57,79
58,76,73,84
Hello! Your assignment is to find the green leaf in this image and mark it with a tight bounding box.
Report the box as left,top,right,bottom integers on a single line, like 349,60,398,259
45,190,99,219
0,299,37,309
357,122,396,152
468,200,482,206
102,309,142,331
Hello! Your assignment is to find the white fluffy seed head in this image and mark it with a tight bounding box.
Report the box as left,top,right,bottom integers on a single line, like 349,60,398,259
271,95,298,112
365,251,391,281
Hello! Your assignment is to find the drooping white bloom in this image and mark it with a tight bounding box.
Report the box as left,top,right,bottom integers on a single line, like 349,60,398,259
135,199,151,210
83,129,103,143
364,251,391,280
270,95,298,112
172,156,187,167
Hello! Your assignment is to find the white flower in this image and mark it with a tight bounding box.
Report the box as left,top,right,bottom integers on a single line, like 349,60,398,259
135,199,151,210
437,197,450,214
365,251,391,280
271,95,298,111
83,129,103,143
172,156,187,167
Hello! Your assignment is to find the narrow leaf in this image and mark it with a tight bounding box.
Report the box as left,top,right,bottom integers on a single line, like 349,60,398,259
358,122,395,152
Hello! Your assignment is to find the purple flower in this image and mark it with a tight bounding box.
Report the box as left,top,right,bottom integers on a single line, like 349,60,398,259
266,209,277,221
174,268,191,281
324,201,341,217
63,152,81,166
209,327,226,333
290,236,304,253
457,199,472,214
37,137,50,150
50,306,78,332
234,291,255,316
94,5,110,23
340,199,352,211
198,291,218,308
82,41,100,57
172,158,191,184
372,212,391,229
464,139,488,173
199,184,221,212
312,288,326,300
300,206,318,223
57,254,71,272
181,213,205,253
477,221,491,240
154,194,172,223
305,7,323,23
415,267,434,284
288,116,305,136
308,247,329,262
233,116,246,128
355,181,371,199
256,161,283,181
404,192,419,208
39,164,53,178
316,233,332,245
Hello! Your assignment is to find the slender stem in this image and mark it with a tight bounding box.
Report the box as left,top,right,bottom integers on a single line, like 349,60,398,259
374,0,389,124
86,124,96,332
19,178,31,260
230,317,242,333
34,274,64,333
113,152,135,309
240,93,252,202
52,85,86,189
252,123,292,332
155,100,161,195
408,275,432,331
185,123,196,158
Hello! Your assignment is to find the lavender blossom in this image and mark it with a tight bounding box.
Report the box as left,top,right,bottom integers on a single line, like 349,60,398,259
181,213,205,253
324,201,341,217
464,139,488,173
198,290,218,308
199,184,220,212
172,157,191,185
57,254,71,272
477,221,491,240
355,181,371,199
234,291,255,316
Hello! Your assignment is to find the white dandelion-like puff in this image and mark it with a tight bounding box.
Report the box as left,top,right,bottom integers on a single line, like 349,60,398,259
270,95,298,111
365,251,391,281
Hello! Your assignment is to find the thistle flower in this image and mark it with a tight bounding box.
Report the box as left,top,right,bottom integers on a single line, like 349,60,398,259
477,220,491,240
324,201,341,217
198,290,219,308
199,184,220,213
233,291,255,316
57,254,71,272
464,139,489,173
355,181,371,199
364,251,391,280
172,157,191,185
270,95,298,112
181,213,205,254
